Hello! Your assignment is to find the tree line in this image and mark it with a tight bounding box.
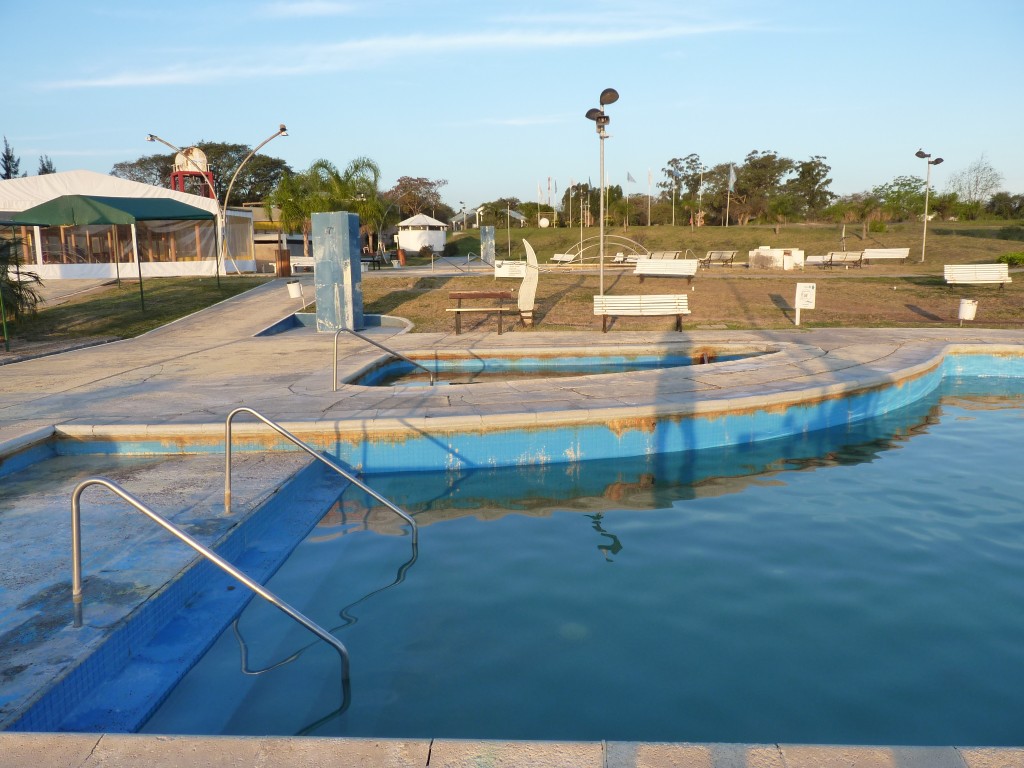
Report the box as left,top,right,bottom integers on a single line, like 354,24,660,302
4,133,1021,232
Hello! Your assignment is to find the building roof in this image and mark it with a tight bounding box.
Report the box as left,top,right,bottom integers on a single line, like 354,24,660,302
397,213,447,229
0,169,220,217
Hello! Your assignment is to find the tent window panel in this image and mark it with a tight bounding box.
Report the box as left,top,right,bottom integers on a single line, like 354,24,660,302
225,214,252,261
139,220,216,262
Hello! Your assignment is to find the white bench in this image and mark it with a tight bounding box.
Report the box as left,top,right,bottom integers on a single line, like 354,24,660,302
633,258,700,288
593,294,691,332
647,250,681,260
807,251,863,269
290,255,315,272
699,250,737,268
944,264,1012,287
550,253,577,265
863,247,910,263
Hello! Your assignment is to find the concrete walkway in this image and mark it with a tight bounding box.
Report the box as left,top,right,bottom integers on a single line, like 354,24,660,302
2,276,1023,766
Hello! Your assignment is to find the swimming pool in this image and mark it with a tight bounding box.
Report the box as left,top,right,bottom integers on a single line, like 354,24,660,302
138,375,1024,745
350,345,771,386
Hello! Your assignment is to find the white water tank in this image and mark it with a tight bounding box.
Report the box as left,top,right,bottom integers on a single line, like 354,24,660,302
174,147,209,173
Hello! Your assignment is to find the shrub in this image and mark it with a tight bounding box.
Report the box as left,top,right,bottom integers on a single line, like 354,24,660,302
997,251,1024,267
868,221,887,233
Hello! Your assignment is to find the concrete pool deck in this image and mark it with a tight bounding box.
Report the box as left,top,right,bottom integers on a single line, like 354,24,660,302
2,275,1024,766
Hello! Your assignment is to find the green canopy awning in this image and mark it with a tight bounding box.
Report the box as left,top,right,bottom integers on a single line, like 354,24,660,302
11,194,215,226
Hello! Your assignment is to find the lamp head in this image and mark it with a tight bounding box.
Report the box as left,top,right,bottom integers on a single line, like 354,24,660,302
599,88,619,106
585,107,602,122
931,157,944,166
146,134,156,142
915,149,929,159
279,124,288,136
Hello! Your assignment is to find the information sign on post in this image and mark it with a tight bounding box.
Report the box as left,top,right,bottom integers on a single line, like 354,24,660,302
794,282,816,326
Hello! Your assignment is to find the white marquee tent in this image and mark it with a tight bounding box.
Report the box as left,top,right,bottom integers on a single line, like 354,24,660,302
0,170,254,279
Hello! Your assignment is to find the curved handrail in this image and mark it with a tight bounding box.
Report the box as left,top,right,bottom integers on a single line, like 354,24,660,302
71,477,351,712
223,407,418,547
564,234,649,260
334,328,435,390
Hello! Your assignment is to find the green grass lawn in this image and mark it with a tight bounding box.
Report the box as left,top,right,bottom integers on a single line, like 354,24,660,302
446,220,1023,266
14,276,271,341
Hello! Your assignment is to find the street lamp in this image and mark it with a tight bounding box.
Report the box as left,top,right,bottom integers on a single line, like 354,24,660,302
586,87,618,296
915,148,943,263
146,125,288,286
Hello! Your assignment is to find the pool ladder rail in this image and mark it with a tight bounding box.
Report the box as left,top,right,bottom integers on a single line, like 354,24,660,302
71,406,420,717
334,327,435,389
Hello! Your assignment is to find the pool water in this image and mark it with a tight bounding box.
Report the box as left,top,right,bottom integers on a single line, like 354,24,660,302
142,376,1024,745
351,348,768,386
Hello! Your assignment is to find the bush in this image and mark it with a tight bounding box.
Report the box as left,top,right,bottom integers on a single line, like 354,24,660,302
997,251,1024,267
868,221,887,233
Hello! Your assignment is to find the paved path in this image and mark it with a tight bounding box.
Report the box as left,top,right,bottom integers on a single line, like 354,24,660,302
2,276,1023,766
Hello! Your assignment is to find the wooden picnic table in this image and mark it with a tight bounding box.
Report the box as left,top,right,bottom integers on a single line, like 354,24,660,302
447,290,514,334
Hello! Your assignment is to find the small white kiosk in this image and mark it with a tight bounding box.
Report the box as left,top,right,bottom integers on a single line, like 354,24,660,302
396,213,447,255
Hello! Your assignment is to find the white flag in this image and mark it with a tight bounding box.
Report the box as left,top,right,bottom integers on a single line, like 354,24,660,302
728,164,737,192
627,172,636,184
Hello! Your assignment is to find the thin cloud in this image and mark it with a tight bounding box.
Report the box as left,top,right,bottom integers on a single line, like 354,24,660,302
41,22,755,90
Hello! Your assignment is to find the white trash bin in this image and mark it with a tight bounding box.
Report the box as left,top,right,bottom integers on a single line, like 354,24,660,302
958,298,978,326
286,281,303,299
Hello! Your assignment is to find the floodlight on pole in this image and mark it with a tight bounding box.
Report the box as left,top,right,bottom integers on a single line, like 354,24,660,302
915,148,943,263
585,87,618,296
146,125,288,285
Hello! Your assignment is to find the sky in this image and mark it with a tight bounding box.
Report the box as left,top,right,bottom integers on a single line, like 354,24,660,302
4,0,1022,210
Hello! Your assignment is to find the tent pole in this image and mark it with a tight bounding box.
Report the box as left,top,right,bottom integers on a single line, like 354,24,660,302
132,224,145,311
0,269,9,353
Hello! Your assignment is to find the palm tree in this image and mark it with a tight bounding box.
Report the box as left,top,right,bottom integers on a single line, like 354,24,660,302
265,169,329,259
309,157,390,252
1,234,42,324
266,156,388,257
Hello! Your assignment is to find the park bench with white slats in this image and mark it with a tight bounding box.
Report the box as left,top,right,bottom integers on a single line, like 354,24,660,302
633,258,700,288
550,253,577,265
944,264,1012,287
699,250,737,268
593,294,691,332
863,247,910,263
806,251,863,269
290,255,315,272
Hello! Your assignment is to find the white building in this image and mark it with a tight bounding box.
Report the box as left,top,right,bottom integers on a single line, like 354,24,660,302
0,170,255,279
395,213,447,255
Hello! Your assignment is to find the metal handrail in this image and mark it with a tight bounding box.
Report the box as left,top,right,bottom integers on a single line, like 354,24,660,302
224,407,418,547
334,328,435,390
683,248,699,260
71,477,351,712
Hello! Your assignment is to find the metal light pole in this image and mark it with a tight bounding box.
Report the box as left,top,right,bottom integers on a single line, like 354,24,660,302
915,149,944,263
146,125,287,286
586,87,618,296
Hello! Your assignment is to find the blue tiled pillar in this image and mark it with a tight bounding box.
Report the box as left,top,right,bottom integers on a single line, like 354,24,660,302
480,225,495,264
312,211,364,331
